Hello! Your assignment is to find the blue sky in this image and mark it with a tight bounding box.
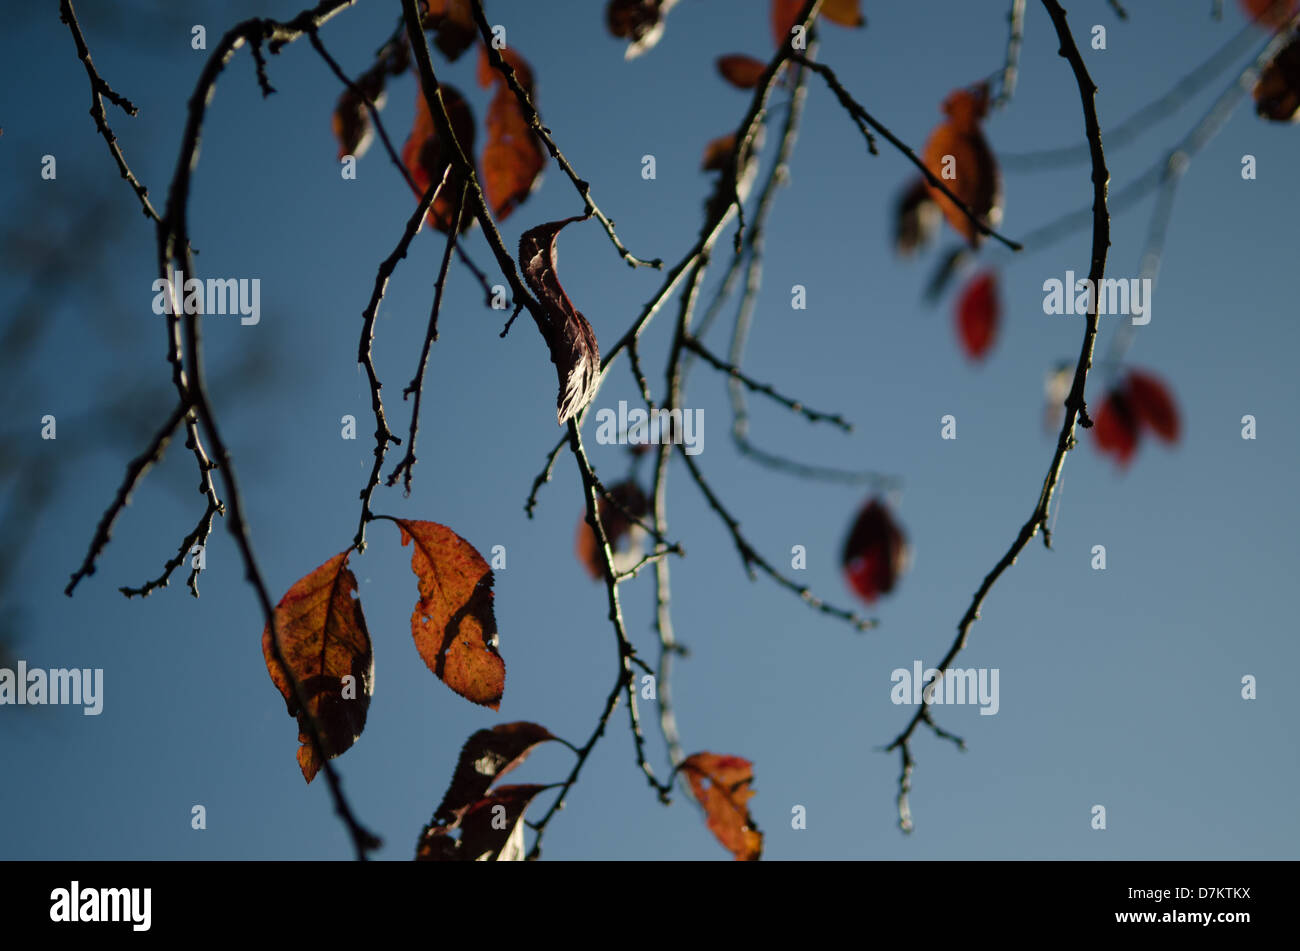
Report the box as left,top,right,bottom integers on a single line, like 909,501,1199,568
1,0,1297,860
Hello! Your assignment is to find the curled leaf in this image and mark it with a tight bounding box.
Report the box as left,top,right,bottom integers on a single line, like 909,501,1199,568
921,83,1002,247
262,550,374,783
1254,32,1300,122
393,519,504,709
518,216,600,424
606,0,678,59
576,480,650,579
331,69,386,161
422,0,476,61
680,753,762,861
955,270,1000,361
842,497,909,604
894,177,941,256
716,54,767,90
477,45,545,221
417,784,549,861
401,84,476,232
432,722,558,825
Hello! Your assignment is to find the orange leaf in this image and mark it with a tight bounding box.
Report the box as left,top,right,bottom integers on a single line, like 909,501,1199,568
921,84,1001,247
955,270,1000,361
431,723,557,825
262,550,374,783
716,54,767,90
393,519,504,709
1240,0,1299,26
423,0,476,61
477,46,545,221
680,753,763,860
519,216,600,424
401,84,476,232
822,0,867,28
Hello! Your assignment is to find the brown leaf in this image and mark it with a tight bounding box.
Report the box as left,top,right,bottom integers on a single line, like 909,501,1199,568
393,519,504,709
701,133,737,172
477,45,545,221
416,784,549,861
432,722,557,825
921,84,1002,247
331,69,386,161
401,84,476,233
262,550,374,783
1254,32,1300,122
606,0,678,59
575,480,650,579
680,753,763,860
422,0,476,61
518,216,600,424
716,54,767,90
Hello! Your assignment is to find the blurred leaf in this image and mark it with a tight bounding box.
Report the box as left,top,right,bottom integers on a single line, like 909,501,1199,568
401,84,476,232
716,54,767,89
921,84,1001,247
955,270,999,361
477,45,545,221
842,497,909,604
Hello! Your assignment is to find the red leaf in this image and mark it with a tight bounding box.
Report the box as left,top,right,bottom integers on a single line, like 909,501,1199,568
417,784,549,861
422,0,476,61
477,46,545,221
894,177,940,256
432,722,557,825
921,84,1002,247
955,270,1000,361
576,480,650,579
1125,370,1180,443
400,84,476,233
518,216,600,424
680,753,763,861
1254,32,1300,122
606,0,678,59
392,519,504,709
262,550,374,783
716,54,767,90
1240,0,1299,26
1093,389,1140,467
841,497,909,604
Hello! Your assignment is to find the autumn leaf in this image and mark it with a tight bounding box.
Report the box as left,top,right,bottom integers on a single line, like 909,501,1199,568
955,270,1000,361
416,784,549,861
477,45,545,221
401,84,476,232
431,722,558,825
680,753,763,861
1093,389,1139,468
422,0,476,61
331,69,386,161
770,0,864,48
1254,32,1300,122
842,497,909,604
262,550,374,783
1125,370,1181,443
921,83,1002,247
1240,0,1299,27
606,0,680,59
894,177,940,256
518,216,600,424
716,54,767,90
576,480,650,579
391,518,504,709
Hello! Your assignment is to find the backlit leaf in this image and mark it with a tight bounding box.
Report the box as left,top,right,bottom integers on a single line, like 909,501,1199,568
1093,389,1139,468
955,270,999,361
680,753,763,861
262,550,374,783
477,45,545,221
519,216,600,424
842,497,909,604
393,519,504,709
921,84,1002,247
1125,370,1180,443
401,84,476,232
